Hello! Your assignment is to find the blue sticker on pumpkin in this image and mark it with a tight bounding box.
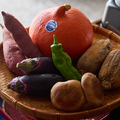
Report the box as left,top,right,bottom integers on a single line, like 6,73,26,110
45,20,57,32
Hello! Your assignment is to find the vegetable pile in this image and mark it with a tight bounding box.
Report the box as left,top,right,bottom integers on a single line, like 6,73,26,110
1,4,120,112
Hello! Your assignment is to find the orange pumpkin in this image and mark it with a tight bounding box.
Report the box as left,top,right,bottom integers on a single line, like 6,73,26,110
29,4,93,60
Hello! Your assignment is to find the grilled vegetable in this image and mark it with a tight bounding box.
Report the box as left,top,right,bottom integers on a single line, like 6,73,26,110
17,57,61,75
7,74,66,98
0,24,25,75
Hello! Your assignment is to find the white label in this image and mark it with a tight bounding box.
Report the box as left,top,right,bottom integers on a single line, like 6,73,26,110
45,20,57,32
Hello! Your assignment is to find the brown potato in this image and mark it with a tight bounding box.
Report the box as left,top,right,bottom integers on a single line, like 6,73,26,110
98,49,120,90
50,80,86,111
81,73,104,109
76,39,112,75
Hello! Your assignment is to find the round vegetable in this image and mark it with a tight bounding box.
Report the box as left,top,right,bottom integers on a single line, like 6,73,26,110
81,73,104,109
50,80,86,111
29,4,93,60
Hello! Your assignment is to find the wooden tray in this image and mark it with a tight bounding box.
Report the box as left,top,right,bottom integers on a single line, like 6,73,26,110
0,24,120,120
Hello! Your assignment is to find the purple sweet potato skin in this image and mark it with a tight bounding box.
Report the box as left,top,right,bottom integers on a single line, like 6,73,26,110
2,11,43,58
2,25,25,75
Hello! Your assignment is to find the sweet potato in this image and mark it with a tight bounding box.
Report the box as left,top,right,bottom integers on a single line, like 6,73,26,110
81,73,104,110
76,39,112,75
1,11,42,58
98,49,120,90
0,24,25,75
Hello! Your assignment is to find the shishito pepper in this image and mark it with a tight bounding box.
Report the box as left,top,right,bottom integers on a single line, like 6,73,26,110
51,35,82,81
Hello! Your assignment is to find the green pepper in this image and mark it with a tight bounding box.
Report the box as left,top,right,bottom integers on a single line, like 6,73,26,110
51,35,82,81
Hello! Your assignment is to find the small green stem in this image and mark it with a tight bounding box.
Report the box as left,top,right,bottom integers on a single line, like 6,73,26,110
53,35,58,44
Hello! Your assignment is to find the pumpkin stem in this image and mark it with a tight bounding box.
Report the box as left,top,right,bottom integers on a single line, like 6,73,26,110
54,4,71,17
64,4,71,11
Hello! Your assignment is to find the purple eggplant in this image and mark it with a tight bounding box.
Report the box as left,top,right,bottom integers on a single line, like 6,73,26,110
7,74,65,98
16,57,61,75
